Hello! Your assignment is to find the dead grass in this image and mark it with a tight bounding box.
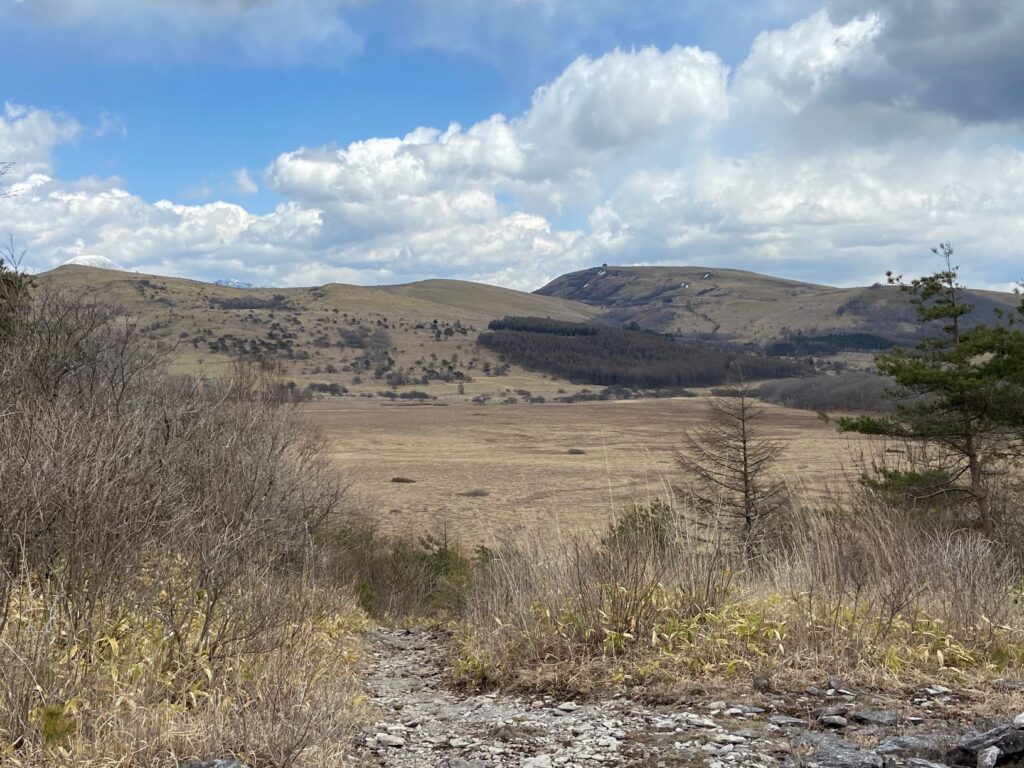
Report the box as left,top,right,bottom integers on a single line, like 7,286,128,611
0,576,370,768
450,494,1024,697
309,397,867,543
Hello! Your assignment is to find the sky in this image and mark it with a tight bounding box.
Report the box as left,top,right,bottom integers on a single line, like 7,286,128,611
1,0,1023,291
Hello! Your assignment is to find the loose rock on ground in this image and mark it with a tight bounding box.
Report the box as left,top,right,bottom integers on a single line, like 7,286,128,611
352,627,1024,768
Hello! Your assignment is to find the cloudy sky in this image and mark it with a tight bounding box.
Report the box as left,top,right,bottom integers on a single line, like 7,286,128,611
2,0,1022,290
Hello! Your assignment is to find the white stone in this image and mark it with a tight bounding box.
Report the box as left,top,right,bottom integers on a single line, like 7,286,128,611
978,745,1002,768
375,733,405,747
680,712,719,728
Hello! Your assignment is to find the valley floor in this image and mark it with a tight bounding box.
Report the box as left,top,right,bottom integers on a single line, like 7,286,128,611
310,397,862,542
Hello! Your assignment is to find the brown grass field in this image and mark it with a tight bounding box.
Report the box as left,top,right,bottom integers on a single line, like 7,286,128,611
311,397,869,543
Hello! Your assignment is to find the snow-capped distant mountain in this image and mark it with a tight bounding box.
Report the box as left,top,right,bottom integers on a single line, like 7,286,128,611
62,255,126,271
214,278,254,289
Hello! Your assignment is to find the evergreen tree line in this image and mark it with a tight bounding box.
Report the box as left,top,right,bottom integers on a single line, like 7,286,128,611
764,331,896,357
478,316,806,389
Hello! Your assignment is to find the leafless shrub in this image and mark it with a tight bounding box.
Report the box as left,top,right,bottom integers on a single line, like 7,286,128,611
0,282,362,765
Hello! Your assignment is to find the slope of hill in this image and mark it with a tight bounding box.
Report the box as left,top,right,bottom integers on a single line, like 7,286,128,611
382,279,598,322
536,265,1019,344
34,266,600,398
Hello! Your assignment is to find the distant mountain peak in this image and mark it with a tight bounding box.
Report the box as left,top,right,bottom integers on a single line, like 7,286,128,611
62,255,126,271
214,278,254,289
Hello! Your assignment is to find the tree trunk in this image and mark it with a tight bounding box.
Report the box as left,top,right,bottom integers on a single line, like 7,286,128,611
965,429,992,533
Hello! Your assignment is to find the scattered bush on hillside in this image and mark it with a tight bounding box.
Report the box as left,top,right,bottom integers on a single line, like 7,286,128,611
208,294,291,311
478,317,806,389
308,381,349,396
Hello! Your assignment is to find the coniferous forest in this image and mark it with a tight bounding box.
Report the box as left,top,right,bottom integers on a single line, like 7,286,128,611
478,316,807,388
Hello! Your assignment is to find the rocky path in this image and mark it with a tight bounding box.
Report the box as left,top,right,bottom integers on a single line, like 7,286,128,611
353,628,1024,768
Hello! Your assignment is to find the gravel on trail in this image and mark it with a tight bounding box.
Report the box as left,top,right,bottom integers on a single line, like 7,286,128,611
352,627,1024,768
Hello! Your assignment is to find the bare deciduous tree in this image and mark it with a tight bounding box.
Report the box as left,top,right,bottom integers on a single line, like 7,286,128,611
676,382,789,560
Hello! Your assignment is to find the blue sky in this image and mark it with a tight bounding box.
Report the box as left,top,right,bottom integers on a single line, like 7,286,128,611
2,1,1023,291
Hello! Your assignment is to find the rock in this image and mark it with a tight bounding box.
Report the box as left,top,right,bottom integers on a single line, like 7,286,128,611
811,745,883,767
522,756,553,768
944,724,1024,767
874,734,945,759
819,705,850,718
850,709,899,727
376,733,406,747
993,680,1024,691
820,716,848,728
712,733,747,744
905,761,950,768
753,674,774,693
436,760,486,768
770,715,806,727
555,701,578,713
925,685,953,696
977,745,1001,768
182,762,250,768
680,712,718,728
1015,712,1024,728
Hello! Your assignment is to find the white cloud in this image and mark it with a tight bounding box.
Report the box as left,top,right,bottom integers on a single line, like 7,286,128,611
94,110,127,138
5,7,1024,291
0,103,81,178
234,168,259,196
517,46,729,163
578,146,1024,286
6,0,365,67
734,9,882,111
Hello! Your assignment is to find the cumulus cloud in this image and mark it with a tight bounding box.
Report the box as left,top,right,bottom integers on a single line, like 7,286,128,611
518,46,729,167
5,5,1024,290
734,9,882,112
0,103,81,178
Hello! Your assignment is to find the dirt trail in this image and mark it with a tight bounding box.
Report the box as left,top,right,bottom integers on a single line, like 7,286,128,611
353,627,1001,768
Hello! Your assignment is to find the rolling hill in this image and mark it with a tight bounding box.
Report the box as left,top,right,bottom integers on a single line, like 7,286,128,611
33,265,601,398
34,262,1020,401
536,265,1019,344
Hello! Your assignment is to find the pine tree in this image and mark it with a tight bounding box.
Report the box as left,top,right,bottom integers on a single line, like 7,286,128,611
838,243,1024,531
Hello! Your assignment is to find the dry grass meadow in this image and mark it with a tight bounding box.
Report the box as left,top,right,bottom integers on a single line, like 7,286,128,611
311,396,866,542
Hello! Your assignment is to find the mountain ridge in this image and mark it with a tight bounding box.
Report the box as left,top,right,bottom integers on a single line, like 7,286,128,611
536,264,1019,343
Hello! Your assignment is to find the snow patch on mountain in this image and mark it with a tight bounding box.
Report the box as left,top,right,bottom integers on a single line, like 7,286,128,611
62,255,127,271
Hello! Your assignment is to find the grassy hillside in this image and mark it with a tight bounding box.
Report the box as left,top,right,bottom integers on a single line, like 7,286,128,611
537,265,1019,344
34,265,599,398
382,278,599,322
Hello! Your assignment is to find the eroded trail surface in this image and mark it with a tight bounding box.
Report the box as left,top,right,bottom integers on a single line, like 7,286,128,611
355,628,1023,768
